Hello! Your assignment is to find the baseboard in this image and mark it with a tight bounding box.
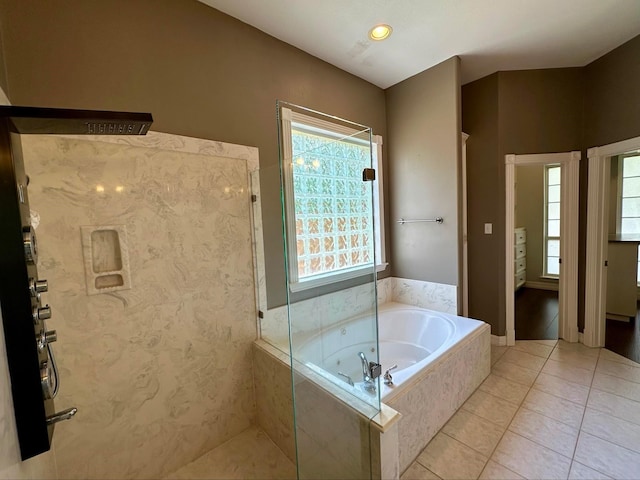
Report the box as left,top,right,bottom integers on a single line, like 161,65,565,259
491,335,507,346
523,281,559,292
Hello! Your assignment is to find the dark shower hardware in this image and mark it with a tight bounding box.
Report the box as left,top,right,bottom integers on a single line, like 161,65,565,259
0,106,153,460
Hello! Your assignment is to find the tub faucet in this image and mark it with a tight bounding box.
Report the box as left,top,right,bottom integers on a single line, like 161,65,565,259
384,364,398,386
358,352,372,383
358,352,381,393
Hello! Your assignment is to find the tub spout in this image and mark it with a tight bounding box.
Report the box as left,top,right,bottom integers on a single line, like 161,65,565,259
358,352,372,383
358,352,381,393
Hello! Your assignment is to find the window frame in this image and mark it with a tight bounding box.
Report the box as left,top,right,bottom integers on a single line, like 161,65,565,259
543,164,561,278
617,153,640,285
280,107,387,292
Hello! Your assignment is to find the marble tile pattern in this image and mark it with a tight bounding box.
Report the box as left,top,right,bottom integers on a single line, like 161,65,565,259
165,425,295,480
252,341,296,462
252,340,400,480
261,281,381,352
402,340,640,480
390,277,457,314
377,277,393,305
20,134,258,479
386,324,491,472
259,276,456,353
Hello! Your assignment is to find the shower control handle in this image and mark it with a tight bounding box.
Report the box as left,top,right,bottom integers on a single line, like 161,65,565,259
44,330,57,344
32,305,51,323
29,278,48,296
36,329,57,352
23,227,38,264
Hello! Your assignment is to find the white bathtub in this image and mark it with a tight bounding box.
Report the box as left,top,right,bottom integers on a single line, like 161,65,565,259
295,302,487,403
257,301,491,475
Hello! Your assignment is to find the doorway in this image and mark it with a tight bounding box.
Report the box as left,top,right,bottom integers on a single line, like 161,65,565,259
585,136,640,355
514,163,560,340
505,152,580,346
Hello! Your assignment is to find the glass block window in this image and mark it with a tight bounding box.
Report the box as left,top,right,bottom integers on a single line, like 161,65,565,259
544,165,561,277
619,153,640,283
280,107,385,291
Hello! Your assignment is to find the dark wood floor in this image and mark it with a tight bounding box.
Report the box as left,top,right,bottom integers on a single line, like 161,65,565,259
515,287,559,340
515,287,640,363
605,304,640,364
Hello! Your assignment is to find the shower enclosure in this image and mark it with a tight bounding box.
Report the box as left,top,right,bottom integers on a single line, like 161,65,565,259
276,102,382,479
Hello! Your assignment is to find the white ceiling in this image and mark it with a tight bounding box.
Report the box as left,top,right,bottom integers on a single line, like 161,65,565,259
199,0,640,89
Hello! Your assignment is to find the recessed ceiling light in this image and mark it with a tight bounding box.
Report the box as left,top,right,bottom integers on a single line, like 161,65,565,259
369,24,392,41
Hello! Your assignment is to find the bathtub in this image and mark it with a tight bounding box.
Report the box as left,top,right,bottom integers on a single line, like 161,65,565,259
295,302,487,403
254,302,491,476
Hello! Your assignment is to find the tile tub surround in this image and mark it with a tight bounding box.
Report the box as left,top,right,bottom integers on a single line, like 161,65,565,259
390,277,457,314
387,321,491,473
260,281,383,350
259,276,454,351
252,340,401,479
401,340,640,480
20,134,259,479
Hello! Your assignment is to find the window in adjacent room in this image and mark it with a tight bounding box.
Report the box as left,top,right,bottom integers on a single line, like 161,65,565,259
544,165,561,277
279,107,386,292
618,153,640,284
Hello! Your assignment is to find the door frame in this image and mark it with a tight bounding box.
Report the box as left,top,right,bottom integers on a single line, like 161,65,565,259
584,135,640,347
462,133,469,317
505,151,580,346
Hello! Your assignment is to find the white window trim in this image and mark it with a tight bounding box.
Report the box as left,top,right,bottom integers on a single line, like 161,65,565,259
543,164,561,278
617,153,640,285
280,107,386,293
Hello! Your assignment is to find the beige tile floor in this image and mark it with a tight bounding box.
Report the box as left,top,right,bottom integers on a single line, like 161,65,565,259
165,341,640,480
165,426,296,480
401,340,640,480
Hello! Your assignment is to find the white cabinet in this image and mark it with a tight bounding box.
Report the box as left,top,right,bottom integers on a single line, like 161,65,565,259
606,239,639,321
515,227,526,290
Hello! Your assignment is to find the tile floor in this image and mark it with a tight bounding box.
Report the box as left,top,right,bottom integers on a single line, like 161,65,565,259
165,426,296,479
401,339,640,480
165,340,640,480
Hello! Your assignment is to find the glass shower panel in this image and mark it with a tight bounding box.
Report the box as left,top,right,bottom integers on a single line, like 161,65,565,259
277,101,381,479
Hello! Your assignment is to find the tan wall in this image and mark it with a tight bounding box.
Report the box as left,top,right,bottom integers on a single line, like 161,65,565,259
584,35,640,148
515,164,545,283
464,34,640,335
464,68,584,334
385,57,461,287
0,0,389,310
462,74,502,329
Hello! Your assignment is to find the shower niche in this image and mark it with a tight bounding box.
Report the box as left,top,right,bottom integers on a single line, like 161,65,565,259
81,225,132,295
0,106,152,460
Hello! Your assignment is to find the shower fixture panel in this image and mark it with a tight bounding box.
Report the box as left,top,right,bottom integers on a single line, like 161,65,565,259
0,106,153,460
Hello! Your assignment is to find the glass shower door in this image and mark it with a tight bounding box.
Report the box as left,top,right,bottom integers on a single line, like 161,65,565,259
277,101,381,479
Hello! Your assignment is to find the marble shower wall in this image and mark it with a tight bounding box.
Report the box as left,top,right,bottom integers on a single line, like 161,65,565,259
20,133,259,479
